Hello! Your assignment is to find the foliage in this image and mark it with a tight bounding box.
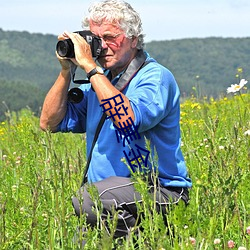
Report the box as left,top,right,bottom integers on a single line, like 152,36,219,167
0,29,61,121
0,79,46,121
0,92,249,249
145,37,250,98
0,28,60,89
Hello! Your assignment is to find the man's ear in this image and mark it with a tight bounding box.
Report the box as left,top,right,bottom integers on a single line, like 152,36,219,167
131,36,139,48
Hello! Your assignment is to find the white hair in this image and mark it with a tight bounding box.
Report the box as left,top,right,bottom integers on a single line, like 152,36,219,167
82,0,145,49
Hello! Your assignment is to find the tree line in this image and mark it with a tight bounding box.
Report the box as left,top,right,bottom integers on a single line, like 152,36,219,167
0,28,249,120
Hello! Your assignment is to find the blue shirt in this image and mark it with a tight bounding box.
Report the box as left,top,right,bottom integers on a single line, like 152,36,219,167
58,52,192,188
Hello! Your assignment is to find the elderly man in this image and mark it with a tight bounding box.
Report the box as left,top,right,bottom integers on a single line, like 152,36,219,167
40,0,192,241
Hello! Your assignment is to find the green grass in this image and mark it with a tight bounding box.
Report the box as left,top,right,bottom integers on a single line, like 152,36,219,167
0,93,249,249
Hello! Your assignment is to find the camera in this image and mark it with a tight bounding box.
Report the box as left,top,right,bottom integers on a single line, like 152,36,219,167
56,30,102,58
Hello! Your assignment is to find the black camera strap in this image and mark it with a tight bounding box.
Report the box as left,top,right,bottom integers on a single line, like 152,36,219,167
81,50,149,186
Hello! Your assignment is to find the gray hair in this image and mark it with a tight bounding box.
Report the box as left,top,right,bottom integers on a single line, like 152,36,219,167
82,0,145,49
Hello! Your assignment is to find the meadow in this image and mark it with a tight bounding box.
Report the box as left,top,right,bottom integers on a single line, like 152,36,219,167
0,89,249,249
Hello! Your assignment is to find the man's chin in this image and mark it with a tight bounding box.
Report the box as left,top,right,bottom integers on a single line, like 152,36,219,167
98,59,113,69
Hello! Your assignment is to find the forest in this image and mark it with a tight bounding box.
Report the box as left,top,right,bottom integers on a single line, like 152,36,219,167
0,28,249,120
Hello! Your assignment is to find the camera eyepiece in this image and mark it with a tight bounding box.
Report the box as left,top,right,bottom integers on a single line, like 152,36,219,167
56,30,102,58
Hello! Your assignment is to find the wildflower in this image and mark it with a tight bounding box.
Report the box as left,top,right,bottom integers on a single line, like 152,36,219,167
20,207,25,214
244,130,250,136
218,145,224,150
228,240,235,248
189,237,196,246
246,226,250,235
42,213,48,221
238,247,246,250
12,185,18,192
237,67,243,73
214,238,221,244
191,103,201,109
227,79,248,93
196,180,202,185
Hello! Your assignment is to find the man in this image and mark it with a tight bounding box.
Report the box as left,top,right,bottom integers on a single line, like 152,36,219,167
40,0,192,241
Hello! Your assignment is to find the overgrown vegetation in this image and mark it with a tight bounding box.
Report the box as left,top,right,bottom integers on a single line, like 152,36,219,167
0,90,249,249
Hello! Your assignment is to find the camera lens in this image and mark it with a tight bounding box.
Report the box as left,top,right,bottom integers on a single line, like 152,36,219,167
56,39,74,58
68,88,84,103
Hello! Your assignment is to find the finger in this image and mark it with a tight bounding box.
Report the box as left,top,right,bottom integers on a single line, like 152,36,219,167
57,31,72,41
63,30,71,37
55,51,79,66
65,31,85,43
64,30,76,40
55,50,64,59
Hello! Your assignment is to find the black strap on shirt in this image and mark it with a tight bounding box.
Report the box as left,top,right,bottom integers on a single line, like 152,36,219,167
81,112,106,186
81,50,149,186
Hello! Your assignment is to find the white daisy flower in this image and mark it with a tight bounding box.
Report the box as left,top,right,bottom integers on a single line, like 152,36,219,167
227,79,248,93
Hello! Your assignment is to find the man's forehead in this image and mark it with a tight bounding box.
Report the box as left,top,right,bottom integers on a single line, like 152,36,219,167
89,19,120,29
89,19,121,31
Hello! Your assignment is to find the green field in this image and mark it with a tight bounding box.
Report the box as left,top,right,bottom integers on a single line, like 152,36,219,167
0,91,249,249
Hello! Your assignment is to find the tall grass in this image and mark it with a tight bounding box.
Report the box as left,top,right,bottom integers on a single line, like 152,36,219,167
0,93,249,249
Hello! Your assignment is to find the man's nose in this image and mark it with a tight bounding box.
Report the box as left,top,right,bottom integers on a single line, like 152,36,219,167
101,38,108,49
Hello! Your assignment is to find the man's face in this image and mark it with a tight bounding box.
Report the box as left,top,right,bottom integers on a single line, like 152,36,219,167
89,20,138,73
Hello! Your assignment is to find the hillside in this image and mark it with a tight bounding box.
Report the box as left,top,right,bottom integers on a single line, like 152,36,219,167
0,28,249,120
0,29,60,120
146,37,250,97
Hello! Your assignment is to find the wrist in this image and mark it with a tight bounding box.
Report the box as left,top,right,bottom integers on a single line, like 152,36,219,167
87,66,104,80
60,68,71,80
83,63,97,74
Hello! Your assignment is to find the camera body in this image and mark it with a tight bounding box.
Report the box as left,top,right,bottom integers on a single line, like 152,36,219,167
56,30,102,58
